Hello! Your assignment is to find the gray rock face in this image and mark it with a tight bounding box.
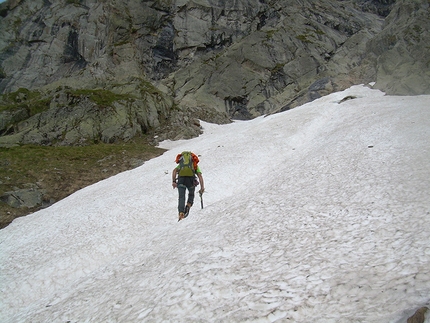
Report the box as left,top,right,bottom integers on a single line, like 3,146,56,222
367,0,430,95
0,185,46,208
355,0,397,17
0,84,183,146
0,0,429,145
166,0,386,117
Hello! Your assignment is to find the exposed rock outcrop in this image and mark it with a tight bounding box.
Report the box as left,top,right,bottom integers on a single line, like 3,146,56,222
367,0,430,95
0,184,48,209
0,84,177,146
0,0,429,146
407,307,428,323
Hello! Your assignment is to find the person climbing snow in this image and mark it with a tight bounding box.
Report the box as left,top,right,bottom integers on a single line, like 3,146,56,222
172,151,205,221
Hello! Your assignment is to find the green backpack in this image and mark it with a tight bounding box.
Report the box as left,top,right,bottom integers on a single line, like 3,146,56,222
176,151,199,177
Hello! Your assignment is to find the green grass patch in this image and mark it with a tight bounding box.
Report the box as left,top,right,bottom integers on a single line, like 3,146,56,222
266,30,276,39
271,63,285,73
139,80,163,96
296,34,312,43
0,88,51,115
0,137,166,227
67,89,133,108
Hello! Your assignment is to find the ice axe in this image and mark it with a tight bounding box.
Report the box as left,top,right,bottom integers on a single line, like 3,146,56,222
199,190,204,209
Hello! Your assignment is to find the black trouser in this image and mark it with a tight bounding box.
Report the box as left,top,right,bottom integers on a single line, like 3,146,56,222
177,176,195,213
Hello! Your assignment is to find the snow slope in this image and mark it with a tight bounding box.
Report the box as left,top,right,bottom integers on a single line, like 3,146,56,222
1,85,430,322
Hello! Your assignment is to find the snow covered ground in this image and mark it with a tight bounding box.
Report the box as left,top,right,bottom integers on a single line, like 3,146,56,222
1,85,430,322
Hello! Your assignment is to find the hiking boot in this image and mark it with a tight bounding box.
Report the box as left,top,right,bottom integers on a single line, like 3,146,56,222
184,204,191,218
178,212,185,221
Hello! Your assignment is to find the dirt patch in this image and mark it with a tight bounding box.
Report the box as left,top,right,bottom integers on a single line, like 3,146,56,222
0,137,166,229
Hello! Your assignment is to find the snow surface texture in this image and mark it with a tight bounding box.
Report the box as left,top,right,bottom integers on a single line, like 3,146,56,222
1,85,430,322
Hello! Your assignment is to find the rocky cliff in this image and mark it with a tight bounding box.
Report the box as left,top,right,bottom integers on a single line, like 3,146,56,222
0,0,429,146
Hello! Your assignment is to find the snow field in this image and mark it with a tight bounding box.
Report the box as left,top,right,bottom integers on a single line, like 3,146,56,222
0,85,429,322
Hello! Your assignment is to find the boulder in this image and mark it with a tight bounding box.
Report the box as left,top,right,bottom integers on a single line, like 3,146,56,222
0,185,46,208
